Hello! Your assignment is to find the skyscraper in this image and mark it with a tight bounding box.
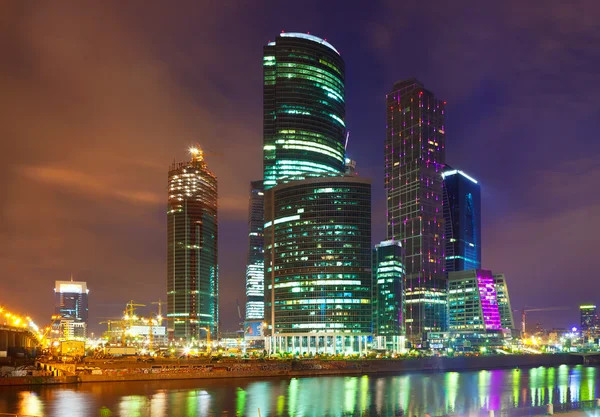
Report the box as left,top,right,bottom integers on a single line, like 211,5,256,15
443,167,481,272
167,148,218,341
580,304,599,338
263,32,346,189
264,176,372,354
372,240,405,352
493,273,515,330
54,278,89,323
447,269,501,332
385,78,447,342
245,180,265,320
54,277,89,339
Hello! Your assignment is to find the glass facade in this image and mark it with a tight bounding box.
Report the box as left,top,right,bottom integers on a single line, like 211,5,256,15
443,167,481,273
245,180,265,320
373,240,405,337
493,273,515,330
580,304,599,338
263,33,346,189
448,269,501,331
264,176,372,345
54,280,89,336
385,78,447,342
167,149,218,341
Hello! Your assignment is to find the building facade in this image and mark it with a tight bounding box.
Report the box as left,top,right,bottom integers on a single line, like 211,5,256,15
493,273,515,330
263,33,346,189
167,148,218,341
372,240,405,352
447,269,501,332
385,78,447,342
443,167,481,272
54,279,89,329
264,176,372,354
245,180,265,320
580,304,599,339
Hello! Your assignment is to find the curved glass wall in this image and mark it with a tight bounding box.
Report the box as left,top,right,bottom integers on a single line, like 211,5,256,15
264,176,372,336
264,33,346,189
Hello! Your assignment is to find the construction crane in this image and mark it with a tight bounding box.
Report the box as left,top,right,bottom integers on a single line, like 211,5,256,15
520,307,569,335
122,300,145,345
151,299,165,325
236,299,244,337
40,314,62,346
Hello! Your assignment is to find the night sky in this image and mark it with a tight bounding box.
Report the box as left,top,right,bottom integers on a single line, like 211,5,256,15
2,1,599,334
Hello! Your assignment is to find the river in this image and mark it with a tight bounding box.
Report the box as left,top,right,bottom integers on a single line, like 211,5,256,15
0,365,597,416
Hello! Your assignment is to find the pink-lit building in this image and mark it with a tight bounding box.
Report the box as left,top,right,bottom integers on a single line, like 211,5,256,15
447,269,502,331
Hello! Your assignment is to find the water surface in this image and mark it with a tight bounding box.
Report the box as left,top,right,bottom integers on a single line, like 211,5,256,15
0,365,597,416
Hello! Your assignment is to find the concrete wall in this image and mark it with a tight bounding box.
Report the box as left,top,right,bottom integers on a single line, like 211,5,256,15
61,354,584,384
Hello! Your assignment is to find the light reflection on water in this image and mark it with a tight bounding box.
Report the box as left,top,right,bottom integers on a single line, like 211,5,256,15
1,365,598,417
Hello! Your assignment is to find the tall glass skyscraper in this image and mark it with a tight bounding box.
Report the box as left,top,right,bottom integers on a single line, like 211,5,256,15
372,240,405,352
264,176,372,354
263,32,346,189
385,78,447,342
54,278,89,323
167,148,218,341
443,167,481,272
245,180,265,320
580,304,599,338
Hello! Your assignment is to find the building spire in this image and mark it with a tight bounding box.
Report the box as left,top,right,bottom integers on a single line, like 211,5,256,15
70,272,74,282
189,145,204,162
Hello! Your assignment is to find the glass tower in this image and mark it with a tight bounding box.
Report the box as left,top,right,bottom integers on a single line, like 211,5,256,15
385,78,447,342
245,180,265,320
54,279,89,323
443,167,481,272
167,148,218,341
493,273,515,330
580,304,599,338
264,176,372,353
263,32,346,189
448,269,501,331
372,240,405,352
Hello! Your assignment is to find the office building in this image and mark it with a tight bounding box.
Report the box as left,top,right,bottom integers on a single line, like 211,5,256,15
167,148,218,341
263,32,346,189
447,269,501,332
264,176,372,354
245,181,265,320
493,273,515,330
372,240,405,352
580,304,599,338
54,278,89,331
385,78,447,342
443,167,481,272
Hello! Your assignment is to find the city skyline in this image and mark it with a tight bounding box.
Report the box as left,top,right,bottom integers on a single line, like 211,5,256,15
2,1,599,333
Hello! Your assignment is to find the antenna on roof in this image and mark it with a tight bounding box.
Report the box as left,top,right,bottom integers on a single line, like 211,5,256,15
345,131,350,150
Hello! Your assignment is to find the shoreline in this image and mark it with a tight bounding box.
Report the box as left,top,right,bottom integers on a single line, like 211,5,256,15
0,353,586,386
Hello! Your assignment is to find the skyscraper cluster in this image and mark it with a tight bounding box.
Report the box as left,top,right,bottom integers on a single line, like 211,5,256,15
165,31,516,350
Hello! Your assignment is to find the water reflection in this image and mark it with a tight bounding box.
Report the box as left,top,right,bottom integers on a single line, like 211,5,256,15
2,365,598,417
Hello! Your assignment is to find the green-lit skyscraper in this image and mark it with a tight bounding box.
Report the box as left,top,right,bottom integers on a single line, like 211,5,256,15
264,176,372,354
263,33,346,189
167,148,218,342
372,240,405,352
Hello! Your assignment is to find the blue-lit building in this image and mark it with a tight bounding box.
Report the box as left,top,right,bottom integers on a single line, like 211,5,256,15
245,180,265,321
442,167,481,273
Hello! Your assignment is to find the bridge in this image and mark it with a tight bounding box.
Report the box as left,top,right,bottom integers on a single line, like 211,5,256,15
0,307,42,355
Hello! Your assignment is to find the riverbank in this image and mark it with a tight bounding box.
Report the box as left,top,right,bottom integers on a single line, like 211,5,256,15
25,353,581,385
